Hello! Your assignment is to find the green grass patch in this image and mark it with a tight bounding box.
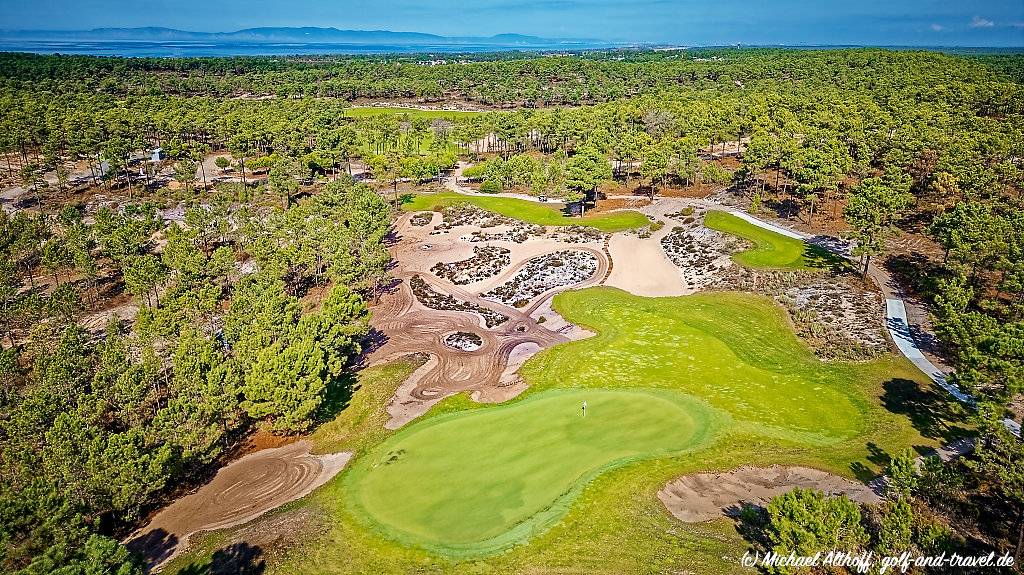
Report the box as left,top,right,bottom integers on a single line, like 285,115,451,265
402,190,648,232
345,106,483,120
524,289,876,441
704,210,844,270
168,290,959,574
345,388,724,557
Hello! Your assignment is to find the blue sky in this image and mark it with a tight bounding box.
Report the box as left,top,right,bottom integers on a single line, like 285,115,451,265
2,0,1022,46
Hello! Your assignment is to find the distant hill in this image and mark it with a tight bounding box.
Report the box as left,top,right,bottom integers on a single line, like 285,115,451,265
0,27,599,46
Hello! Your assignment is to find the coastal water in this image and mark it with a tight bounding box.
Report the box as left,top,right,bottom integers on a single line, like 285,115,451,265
0,40,1017,58
0,40,617,57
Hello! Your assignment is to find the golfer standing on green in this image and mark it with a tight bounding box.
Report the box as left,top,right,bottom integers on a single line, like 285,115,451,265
581,400,587,418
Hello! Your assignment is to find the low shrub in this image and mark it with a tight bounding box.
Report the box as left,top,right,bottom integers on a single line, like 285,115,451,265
479,179,502,194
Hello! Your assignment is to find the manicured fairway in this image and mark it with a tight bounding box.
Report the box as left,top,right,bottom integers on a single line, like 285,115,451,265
345,106,483,120
403,191,649,232
704,210,841,270
522,288,873,442
345,388,722,556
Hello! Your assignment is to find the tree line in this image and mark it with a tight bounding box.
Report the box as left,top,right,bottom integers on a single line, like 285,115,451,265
1,49,1021,108
0,179,391,574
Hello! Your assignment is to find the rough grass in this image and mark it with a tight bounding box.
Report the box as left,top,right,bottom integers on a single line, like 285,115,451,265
704,210,844,270
167,290,959,574
403,191,648,232
345,106,483,120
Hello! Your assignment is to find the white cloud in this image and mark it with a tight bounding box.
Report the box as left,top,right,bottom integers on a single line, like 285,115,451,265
970,16,994,28
929,23,944,31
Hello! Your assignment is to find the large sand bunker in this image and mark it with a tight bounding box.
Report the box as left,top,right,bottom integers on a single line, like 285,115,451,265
127,441,350,570
658,465,882,523
604,200,692,297
372,209,609,427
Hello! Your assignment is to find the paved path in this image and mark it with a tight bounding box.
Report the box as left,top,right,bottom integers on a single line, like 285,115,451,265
884,298,971,403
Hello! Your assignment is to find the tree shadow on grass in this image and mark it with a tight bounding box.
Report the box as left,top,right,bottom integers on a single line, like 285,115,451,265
850,441,892,483
177,542,265,575
316,372,357,426
804,245,849,271
881,378,971,443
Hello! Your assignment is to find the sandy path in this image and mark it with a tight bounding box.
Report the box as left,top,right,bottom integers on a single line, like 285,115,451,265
658,465,882,523
127,441,351,570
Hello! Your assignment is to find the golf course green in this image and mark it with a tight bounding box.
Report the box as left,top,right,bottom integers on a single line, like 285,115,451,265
704,210,841,270
345,388,723,556
402,191,649,232
342,289,924,559
168,289,943,574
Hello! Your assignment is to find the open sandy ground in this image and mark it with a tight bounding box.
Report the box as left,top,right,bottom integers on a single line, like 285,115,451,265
127,441,351,571
603,200,689,297
370,209,610,427
658,465,882,523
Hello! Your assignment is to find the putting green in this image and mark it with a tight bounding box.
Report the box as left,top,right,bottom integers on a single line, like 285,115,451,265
704,210,841,270
345,388,723,556
402,191,648,232
168,288,944,574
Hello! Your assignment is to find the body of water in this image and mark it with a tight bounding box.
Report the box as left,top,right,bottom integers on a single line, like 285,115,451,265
0,40,620,57
0,40,1017,58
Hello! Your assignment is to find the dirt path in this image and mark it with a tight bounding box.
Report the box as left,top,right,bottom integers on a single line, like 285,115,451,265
658,465,882,523
127,441,351,571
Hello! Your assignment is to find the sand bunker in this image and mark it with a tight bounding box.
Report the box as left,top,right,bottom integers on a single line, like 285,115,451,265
658,465,881,523
606,230,689,296
372,209,610,428
127,441,350,570
606,200,729,296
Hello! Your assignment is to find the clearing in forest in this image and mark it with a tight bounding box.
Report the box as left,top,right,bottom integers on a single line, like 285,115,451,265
402,191,649,232
341,287,937,558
